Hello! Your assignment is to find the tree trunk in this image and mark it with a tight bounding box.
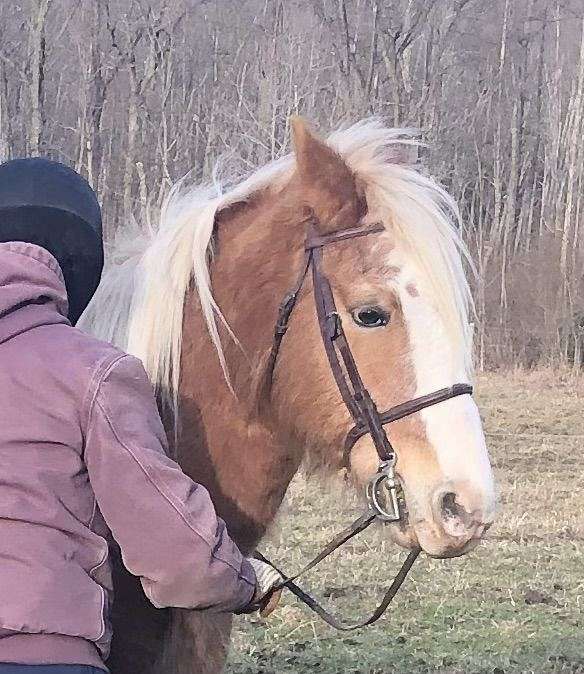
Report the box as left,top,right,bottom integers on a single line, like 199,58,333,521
28,0,51,155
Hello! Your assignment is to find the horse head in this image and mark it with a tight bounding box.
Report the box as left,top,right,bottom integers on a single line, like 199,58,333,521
247,118,496,558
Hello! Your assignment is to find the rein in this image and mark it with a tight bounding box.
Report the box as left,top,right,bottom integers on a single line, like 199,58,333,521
257,217,472,629
255,514,420,630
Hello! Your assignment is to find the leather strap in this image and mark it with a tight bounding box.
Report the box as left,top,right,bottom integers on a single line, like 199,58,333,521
263,218,472,470
261,249,311,394
255,512,421,630
305,222,386,249
267,511,376,586
311,244,363,424
310,234,395,462
263,548,420,631
343,383,473,466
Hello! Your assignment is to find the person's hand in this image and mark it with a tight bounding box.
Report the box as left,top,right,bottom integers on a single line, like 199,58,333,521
240,558,284,616
249,557,283,598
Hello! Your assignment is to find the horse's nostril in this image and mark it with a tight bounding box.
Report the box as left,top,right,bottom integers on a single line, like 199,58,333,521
440,491,474,531
441,491,459,517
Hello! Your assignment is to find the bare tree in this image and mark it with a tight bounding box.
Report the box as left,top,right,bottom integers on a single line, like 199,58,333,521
0,0,583,367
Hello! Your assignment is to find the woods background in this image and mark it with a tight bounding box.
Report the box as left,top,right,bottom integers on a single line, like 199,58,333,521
1,0,583,369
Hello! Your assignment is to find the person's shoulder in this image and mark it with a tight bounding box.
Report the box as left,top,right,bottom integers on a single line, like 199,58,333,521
58,323,128,365
11,322,146,428
59,327,153,425
80,332,160,431
42,322,140,389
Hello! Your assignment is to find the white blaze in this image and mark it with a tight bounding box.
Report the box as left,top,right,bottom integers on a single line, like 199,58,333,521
393,257,496,519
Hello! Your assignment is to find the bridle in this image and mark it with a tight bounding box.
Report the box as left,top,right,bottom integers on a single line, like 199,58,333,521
256,217,473,630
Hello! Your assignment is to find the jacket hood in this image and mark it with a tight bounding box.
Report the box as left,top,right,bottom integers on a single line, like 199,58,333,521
0,242,69,344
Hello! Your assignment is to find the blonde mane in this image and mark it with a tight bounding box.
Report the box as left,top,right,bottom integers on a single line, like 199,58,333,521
80,118,473,411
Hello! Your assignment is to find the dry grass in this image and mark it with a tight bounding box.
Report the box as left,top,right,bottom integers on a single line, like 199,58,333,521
227,370,584,674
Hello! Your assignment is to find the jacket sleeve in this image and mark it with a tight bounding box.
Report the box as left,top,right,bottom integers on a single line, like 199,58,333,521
84,353,256,612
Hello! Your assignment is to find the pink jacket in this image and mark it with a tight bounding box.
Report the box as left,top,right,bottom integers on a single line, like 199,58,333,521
0,242,255,668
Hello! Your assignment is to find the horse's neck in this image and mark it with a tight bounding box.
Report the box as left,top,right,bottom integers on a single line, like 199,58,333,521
175,291,302,553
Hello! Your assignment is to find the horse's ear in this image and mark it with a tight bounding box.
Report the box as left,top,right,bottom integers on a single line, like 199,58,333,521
291,116,365,232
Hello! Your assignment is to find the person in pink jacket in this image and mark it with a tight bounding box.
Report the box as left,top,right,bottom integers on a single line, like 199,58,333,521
0,158,281,674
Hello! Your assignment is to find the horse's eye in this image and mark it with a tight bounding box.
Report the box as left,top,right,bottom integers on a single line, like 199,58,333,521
351,306,390,328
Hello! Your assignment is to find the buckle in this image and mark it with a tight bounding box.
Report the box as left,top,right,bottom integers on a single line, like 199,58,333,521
274,292,298,337
325,311,341,339
366,461,401,522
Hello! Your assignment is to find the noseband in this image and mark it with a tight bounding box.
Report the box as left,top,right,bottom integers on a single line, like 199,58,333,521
256,217,473,629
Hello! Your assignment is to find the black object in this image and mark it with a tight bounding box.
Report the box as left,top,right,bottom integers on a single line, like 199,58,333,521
0,158,103,323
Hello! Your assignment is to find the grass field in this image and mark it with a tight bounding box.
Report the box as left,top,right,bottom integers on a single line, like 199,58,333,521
227,371,584,674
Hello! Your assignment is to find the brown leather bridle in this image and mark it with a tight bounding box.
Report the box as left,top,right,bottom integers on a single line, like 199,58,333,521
256,217,473,630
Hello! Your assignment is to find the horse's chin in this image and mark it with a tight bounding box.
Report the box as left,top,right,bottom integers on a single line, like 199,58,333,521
382,521,419,550
428,537,480,559
382,521,482,559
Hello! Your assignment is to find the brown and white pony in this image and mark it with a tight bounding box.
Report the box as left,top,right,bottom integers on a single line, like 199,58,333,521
81,118,496,674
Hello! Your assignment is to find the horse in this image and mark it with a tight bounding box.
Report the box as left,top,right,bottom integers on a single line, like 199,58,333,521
80,117,497,674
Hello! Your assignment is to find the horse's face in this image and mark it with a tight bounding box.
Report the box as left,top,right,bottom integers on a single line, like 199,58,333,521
271,119,495,559
332,238,495,558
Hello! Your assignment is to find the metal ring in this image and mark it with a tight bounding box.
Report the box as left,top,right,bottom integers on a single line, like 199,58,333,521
366,471,401,522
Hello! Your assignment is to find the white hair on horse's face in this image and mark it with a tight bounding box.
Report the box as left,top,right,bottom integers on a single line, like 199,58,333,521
382,239,495,527
347,141,474,379
79,118,474,418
